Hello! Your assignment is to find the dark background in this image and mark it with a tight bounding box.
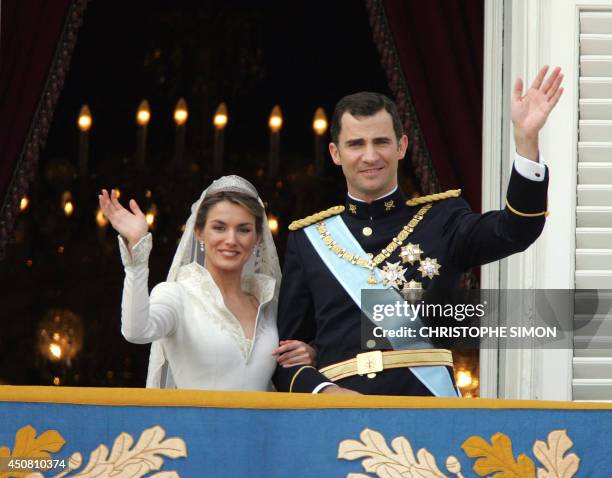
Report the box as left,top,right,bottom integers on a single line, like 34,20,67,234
0,0,403,387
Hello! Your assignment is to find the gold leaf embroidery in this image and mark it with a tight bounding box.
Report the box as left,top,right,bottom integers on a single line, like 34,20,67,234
462,432,535,477
338,428,447,477
532,430,580,478
0,448,10,466
0,426,65,478
47,425,187,478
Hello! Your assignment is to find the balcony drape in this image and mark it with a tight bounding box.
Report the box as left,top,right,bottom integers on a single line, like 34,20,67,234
0,0,87,258
366,0,484,211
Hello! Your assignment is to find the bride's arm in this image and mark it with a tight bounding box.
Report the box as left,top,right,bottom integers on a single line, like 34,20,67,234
118,233,181,344
98,190,181,344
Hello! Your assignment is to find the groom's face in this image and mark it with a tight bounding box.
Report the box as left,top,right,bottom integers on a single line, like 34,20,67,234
329,109,408,203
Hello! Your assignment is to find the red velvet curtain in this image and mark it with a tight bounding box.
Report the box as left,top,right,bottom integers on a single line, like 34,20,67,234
0,0,86,258
369,0,484,211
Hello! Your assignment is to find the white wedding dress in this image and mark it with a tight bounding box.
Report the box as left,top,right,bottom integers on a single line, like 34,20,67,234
119,233,279,391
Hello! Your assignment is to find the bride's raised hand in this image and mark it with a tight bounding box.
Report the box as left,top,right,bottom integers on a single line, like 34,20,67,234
99,189,148,248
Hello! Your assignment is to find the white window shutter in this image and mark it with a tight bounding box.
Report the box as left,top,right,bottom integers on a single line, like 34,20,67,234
574,10,612,402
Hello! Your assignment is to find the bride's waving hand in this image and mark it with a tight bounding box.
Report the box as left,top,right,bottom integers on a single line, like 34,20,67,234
99,189,148,248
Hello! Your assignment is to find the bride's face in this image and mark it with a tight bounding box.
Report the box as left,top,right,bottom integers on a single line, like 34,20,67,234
195,200,259,274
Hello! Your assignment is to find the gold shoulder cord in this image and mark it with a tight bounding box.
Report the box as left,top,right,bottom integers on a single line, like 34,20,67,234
406,189,461,206
505,199,549,217
288,206,345,231
316,203,433,285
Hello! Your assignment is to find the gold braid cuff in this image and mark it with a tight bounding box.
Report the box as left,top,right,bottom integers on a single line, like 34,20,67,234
406,189,462,206
288,206,345,231
505,199,549,217
289,365,317,392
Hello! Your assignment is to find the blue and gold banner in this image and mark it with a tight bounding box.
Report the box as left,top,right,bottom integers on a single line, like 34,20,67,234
0,386,611,477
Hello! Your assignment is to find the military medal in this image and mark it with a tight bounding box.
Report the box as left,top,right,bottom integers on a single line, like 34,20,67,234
403,279,422,290
366,254,377,284
401,279,423,300
380,261,408,288
400,242,423,265
418,257,441,279
315,203,433,286
367,268,378,285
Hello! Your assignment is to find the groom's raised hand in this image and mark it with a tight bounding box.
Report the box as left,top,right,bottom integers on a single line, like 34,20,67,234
512,65,564,161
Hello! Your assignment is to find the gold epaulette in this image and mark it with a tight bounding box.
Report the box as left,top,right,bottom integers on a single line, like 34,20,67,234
406,189,462,207
288,205,345,231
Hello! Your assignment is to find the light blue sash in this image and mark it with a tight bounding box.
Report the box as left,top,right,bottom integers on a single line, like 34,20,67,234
304,215,458,397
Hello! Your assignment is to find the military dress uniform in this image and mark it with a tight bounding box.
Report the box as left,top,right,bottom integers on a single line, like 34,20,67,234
272,164,549,395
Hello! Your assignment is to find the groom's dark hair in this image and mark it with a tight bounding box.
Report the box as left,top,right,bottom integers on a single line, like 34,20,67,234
330,92,403,144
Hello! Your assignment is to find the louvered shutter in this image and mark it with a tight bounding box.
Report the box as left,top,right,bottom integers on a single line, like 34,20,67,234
574,11,612,401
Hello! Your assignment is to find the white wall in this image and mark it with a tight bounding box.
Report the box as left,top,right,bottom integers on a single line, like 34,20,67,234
481,0,607,400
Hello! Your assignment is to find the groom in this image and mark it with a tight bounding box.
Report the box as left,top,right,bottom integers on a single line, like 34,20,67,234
272,66,563,395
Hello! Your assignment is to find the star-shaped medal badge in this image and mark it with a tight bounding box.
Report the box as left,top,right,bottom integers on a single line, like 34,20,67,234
403,279,422,290
401,279,423,300
380,261,407,288
418,257,441,279
400,242,423,265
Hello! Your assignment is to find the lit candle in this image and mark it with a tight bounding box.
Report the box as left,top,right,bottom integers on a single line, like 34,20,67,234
64,201,74,216
146,204,158,229
62,191,74,217
95,208,108,227
173,98,188,167
268,105,283,180
213,102,228,176
312,107,328,175
268,215,279,235
77,105,92,191
136,100,151,170
95,207,108,245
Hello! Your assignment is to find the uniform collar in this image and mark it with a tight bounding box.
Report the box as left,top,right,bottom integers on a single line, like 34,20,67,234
345,187,407,220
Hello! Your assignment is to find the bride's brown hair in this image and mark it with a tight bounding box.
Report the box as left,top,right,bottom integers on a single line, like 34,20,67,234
195,191,264,236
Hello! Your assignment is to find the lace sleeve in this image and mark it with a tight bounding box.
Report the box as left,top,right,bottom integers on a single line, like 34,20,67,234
118,233,152,267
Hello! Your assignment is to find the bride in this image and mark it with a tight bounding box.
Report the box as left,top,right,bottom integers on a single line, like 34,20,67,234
99,175,315,390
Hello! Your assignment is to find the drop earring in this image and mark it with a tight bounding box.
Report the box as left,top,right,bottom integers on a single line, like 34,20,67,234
199,240,204,252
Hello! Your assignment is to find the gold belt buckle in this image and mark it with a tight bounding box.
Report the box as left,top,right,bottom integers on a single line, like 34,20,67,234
356,351,384,378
